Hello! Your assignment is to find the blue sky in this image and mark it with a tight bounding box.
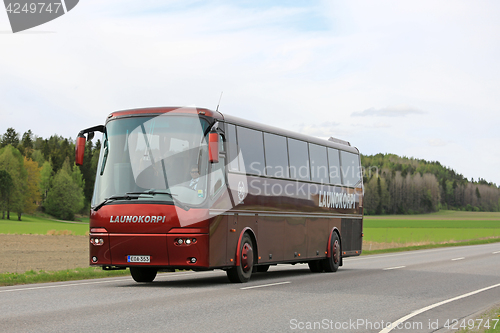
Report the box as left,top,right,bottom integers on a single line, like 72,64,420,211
1,0,499,185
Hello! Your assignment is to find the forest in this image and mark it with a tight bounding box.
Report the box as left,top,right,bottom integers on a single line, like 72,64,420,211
0,127,499,220
362,154,500,215
0,128,100,220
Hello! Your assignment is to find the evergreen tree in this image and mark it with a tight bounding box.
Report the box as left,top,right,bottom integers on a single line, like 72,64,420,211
1,128,20,148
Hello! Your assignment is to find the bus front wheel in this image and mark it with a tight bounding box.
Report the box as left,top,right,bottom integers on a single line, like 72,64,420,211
130,267,158,282
227,234,254,283
323,232,341,273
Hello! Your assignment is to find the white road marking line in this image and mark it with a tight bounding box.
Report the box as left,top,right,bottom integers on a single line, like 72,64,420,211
240,281,291,290
347,246,462,262
383,266,406,270
493,251,500,254
452,257,465,261
378,282,500,333
0,278,126,293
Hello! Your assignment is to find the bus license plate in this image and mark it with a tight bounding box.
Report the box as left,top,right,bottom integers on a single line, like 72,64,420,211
127,255,150,263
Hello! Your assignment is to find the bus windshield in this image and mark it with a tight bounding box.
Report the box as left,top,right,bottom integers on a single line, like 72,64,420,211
92,114,210,208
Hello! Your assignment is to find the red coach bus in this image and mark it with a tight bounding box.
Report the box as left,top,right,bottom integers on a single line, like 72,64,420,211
75,107,363,283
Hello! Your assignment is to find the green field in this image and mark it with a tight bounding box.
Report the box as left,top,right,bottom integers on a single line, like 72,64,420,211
364,211,500,245
0,215,89,235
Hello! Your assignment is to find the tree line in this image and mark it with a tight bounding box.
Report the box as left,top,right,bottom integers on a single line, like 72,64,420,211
0,128,100,220
362,154,500,215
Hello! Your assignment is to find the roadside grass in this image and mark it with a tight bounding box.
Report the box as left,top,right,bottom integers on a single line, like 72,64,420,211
365,220,500,228
363,227,500,244
0,267,130,287
0,214,88,235
365,210,500,220
456,305,500,332
362,237,500,255
364,211,500,249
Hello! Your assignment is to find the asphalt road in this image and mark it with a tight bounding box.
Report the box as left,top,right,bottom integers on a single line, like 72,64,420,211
1,243,500,333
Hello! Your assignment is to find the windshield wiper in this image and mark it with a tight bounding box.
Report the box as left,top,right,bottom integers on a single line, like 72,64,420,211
127,189,189,211
126,189,176,197
93,194,140,211
93,190,188,212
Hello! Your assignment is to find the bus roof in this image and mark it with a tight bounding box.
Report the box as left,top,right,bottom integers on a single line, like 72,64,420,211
107,106,223,120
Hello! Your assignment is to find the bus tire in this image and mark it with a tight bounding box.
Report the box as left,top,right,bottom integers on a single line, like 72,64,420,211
130,267,157,282
308,260,324,273
323,232,341,273
256,265,270,273
227,234,254,283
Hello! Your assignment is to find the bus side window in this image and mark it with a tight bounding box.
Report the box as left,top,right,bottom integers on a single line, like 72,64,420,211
236,126,265,176
288,138,310,181
210,134,226,197
264,132,289,178
226,124,239,172
340,151,361,186
309,143,328,184
328,148,342,185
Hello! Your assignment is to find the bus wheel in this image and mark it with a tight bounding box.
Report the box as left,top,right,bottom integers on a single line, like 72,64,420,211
256,265,270,273
130,267,158,282
308,260,324,273
323,233,341,273
227,234,254,283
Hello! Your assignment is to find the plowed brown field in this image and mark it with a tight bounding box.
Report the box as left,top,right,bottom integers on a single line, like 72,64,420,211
0,234,88,274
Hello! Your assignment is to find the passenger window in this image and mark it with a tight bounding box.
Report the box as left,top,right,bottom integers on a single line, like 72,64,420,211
264,133,289,178
328,148,342,185
288,138,310,181
226,124,239,172
340,151,361,186
309,143,328,184
210,135,226,197
236,126,265,176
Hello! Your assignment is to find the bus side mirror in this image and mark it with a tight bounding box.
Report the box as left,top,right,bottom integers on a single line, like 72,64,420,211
75,135,86,166
208,133,219,163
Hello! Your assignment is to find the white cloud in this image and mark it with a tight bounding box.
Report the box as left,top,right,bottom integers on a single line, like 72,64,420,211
428,139,450,147
352,105,425,117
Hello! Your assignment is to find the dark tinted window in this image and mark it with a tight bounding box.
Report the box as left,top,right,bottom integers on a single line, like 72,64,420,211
328,148,342,185
309,143,328,183
288,138,310,181
226,124,239,171
237,126,265,176
341,151,361,186
264,133,289,178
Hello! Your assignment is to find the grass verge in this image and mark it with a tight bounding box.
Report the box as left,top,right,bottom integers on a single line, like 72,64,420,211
0,214,89,235
361,237,500,255
0,267,130,287
456,305,500,332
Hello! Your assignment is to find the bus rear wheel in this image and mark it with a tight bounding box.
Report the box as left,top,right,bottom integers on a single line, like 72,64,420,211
323,232,341,273
308,260,324,273
227,234,254,283
130,267,158,282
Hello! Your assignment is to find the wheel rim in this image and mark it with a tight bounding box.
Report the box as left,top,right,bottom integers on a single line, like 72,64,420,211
241,242,253,273
333,239,340,264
